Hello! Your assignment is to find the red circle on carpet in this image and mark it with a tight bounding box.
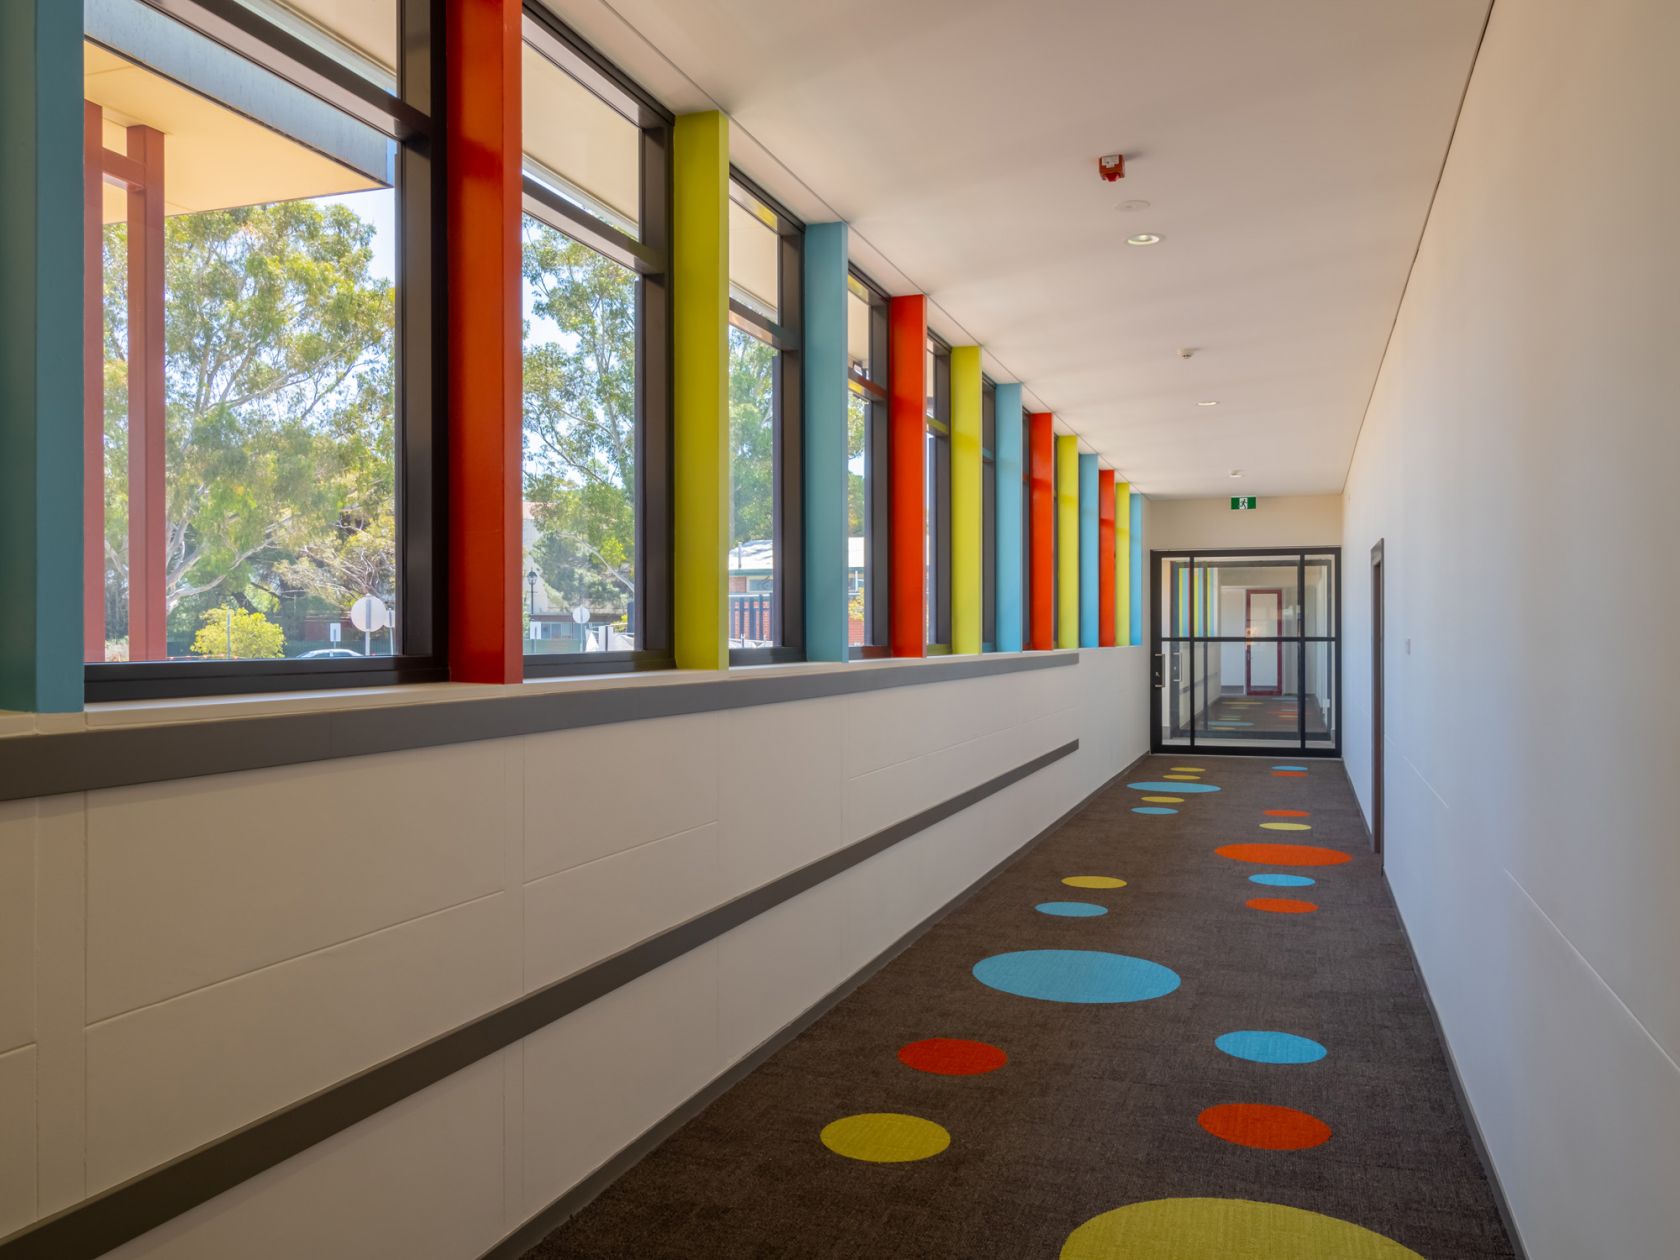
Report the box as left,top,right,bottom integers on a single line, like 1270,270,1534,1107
1272,770,1308,778
1198,1103,1332,1150
897,1038,1008,1076
1216,843,1351,867
1246,897,1319,914
1264,809,1310,818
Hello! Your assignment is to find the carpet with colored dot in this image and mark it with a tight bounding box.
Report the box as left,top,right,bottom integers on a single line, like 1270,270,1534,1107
524,755,1515,1259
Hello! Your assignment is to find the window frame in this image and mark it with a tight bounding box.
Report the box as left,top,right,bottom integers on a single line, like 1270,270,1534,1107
83,0,447,702
725,170,804,666
847,267,890,660
925,334,952,653
520,3,676,677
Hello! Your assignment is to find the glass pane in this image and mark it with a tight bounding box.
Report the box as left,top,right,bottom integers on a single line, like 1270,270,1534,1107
86,37,396,663
847,289,871,374
847,385,867,647
1198,644,1303,748
729,325,777,647
521,216,638,655
1158,641,1193,747
1306,640,1336,748
982,456,996,648
246,0,398,89
1159,558,1194,639
1304,553,1336,637
728,194,779,321
1199,559,1301,638
925,430,937,641
523,41,641,235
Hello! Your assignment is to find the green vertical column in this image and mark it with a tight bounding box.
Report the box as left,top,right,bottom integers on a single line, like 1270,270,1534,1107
0,2,82,713
949,345,982,655
1055,434,1078,649
802,221,849,662
672,111,729,670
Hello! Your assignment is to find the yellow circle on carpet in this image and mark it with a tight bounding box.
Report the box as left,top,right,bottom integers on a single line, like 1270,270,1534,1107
1063,875,1128,889
1260,822,1312,832
820,1113,950,1163
1060,1198,1422,1259
1162,775,1201,782
1169,767,1206,773
1141,796,1183,804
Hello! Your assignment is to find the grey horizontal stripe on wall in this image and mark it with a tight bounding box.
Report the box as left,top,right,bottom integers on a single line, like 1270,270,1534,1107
0,651,1077,801
0,739,1078,1260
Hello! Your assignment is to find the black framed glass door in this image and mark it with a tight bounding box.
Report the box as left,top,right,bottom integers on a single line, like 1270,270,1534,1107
1150,548,1340,755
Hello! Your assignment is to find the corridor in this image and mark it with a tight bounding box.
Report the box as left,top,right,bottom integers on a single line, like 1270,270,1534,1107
533,757,1514,1259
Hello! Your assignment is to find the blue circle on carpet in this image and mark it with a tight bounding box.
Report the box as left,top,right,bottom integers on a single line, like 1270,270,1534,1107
1273,764,1308,771
1209,721,1252,727
1249,873,1317,888
1128,781,1221,794
1215,1030,1327,1065
1132,806,1178,815
972,950,1181,1004
1035,901,1109,918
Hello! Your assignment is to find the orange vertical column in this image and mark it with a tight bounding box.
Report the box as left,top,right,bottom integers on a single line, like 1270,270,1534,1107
447,0,523,684
1027,412,1054,649
126,124,166,660
888,295,927,657
1098,469,1116,646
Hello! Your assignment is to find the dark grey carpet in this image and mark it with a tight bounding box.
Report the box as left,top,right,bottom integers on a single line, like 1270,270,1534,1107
525,755,1515,1259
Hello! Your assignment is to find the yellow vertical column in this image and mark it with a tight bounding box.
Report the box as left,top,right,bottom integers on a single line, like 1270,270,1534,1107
950,345,982,654
673,111,729,669
1115,481,1132,644
1056,434,1079,648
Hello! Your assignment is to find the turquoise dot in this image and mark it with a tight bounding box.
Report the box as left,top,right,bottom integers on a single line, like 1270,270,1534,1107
1128,781,1221,794
1273,764,1308,771
1132,806,1177,815
1209,721,1252,727
1249,873,1316,888
1035,901,1108,918
1215,1030,1327,1065
973,950,1181,1004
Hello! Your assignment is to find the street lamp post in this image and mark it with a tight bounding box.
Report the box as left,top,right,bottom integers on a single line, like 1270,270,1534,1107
527,569,538,646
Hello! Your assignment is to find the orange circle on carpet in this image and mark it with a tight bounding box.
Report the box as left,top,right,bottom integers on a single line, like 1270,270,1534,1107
1216,843,1351,867
897,1038,1008,1076
1272,770,1308,778
1264,809,1310,818
1198,1103,1332,1151
1246,897,1319,914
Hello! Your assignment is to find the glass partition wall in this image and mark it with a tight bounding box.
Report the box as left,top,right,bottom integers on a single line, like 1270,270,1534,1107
1150,548,1340,754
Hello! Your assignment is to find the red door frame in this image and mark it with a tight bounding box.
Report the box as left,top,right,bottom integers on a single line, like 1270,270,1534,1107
1245,588,1283,695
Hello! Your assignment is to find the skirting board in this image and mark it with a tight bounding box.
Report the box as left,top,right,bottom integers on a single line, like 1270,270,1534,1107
481,746,1152,1259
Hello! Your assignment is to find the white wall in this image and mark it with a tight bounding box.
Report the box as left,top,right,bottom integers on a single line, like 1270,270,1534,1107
1148,493,1341,550
0,648,1149,1257
1340,1,1680,1256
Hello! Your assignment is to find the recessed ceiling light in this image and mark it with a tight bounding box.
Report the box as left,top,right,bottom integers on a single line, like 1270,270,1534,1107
1127,233,1162,246
1116,199,1150,212
1196,400,1219,407
1229,469,1243,478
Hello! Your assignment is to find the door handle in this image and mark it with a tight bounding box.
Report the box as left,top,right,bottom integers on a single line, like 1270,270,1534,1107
1152,653,1165,688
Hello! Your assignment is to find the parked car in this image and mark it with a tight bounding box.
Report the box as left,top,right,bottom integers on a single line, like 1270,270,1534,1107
296,647,364,659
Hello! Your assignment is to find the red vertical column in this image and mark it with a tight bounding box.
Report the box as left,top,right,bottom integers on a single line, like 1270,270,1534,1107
1027,412,1053,649
83,102,105,662
446,0,523,683
126,124,166,660
888,295,927,657
1098,469,1116,647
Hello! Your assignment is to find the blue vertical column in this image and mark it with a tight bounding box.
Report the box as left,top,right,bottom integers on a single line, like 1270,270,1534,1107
993,383,1024,651
1128,492,1144,645
1078,453,1099,647
802,221,849,661
0,1,83,712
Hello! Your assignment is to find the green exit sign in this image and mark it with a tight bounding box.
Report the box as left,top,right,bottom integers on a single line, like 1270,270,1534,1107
1230,496,1259,510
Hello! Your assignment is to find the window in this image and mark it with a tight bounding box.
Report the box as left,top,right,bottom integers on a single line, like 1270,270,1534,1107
847,271,889,655
925,338,952,650
520,10,672,671
727,177,803,662
982,380,997,650
82,0,439,699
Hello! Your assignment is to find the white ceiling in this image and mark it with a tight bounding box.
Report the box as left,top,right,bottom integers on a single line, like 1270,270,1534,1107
554,0,1489,499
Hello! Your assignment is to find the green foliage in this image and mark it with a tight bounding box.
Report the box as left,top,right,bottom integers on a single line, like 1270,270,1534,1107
522,220,637,615
847,387,867,537
189,605,285,659
728,325,776,549
99,197,396,650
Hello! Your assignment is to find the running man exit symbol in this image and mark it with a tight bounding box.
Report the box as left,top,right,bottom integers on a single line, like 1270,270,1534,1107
1230,496,1258,510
